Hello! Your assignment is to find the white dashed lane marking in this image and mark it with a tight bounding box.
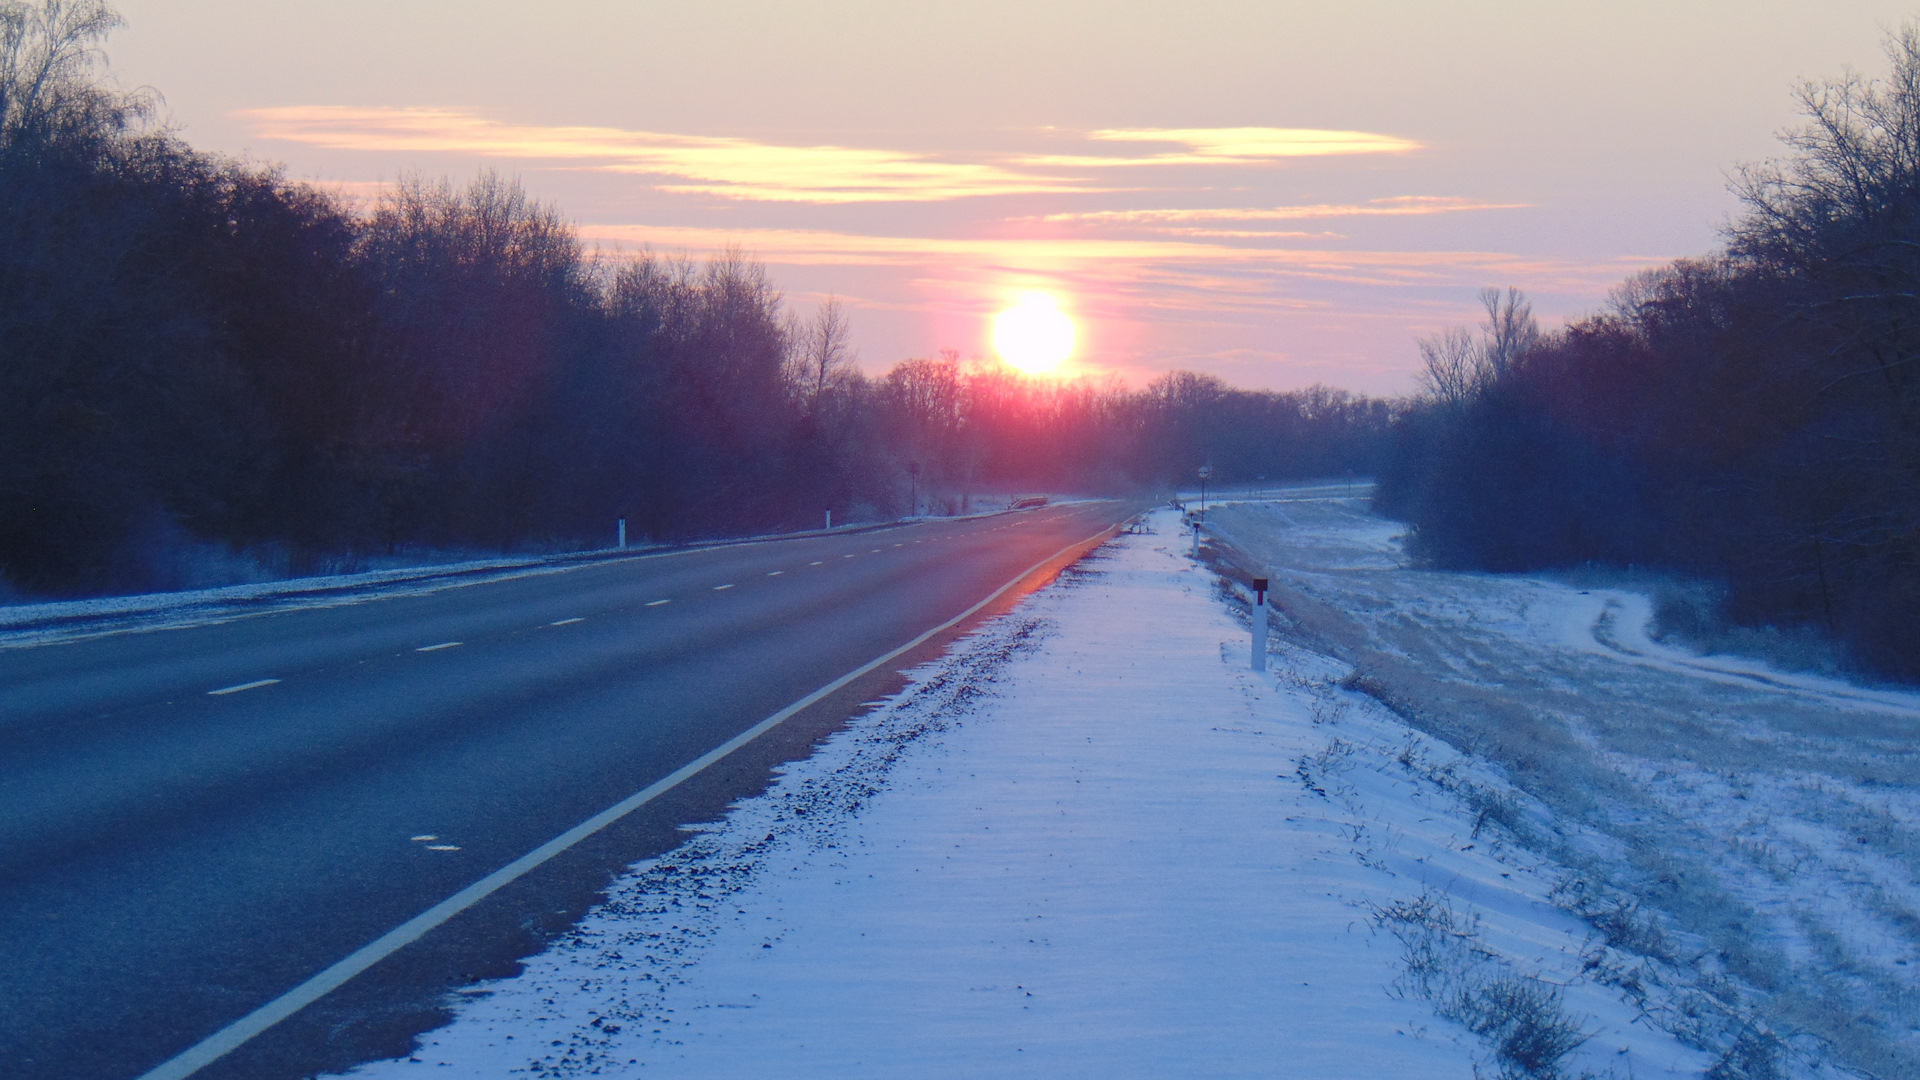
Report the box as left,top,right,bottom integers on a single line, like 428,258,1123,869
207,679,280,696
214,516,1063,703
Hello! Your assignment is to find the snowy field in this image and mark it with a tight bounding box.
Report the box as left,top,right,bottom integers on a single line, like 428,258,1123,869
1205,496,1920,1079
331,504,1797,1080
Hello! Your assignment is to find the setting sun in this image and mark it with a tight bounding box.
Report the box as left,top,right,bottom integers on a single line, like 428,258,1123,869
991,292,1076,375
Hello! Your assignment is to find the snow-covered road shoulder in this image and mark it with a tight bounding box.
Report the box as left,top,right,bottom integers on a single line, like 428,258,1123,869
343,509,1701,1079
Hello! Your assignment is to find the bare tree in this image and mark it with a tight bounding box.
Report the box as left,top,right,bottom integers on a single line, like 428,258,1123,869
1479,286,1539,380
1417,287,1539,406
1731,22,1920,401
790,295,857,413
882,350,961,447
1418,325,1483,407
0,0,143,148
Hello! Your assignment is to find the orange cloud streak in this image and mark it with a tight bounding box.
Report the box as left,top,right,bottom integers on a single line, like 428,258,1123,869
1015,127,1422,167
240,110,1427,204
240,106,1096,203
1040,197,1530,224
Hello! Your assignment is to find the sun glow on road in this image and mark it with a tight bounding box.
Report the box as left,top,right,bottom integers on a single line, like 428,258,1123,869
991,292,1076,375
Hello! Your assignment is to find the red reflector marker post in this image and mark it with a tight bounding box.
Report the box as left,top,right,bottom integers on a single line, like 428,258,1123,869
1251,577,1269,672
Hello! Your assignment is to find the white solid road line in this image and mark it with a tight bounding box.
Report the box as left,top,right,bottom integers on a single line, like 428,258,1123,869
207,679,281,696
549,618,584,626
415,642,462,652
134,516,1121,1080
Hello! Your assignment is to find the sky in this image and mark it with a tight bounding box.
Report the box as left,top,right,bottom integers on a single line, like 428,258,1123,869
106,1,1920,394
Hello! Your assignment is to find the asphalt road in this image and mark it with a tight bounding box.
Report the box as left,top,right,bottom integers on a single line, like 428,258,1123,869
0,501,1135,1080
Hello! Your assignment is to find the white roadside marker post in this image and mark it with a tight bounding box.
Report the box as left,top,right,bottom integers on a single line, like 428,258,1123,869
1251,576,1268,672
825,508,832,531
617,518,626,549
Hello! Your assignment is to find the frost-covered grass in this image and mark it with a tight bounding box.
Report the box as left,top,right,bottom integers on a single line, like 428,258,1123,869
1209,496,1920,1079
336,508,1721,1079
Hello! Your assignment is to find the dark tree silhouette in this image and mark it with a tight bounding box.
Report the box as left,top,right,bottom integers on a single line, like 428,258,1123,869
1374,27,1920,680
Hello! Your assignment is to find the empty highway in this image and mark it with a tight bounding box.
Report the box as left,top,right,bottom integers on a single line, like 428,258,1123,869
0,500,1135,1080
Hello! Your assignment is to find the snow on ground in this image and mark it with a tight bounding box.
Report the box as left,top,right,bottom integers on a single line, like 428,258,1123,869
0,553,591,649
1208,495,1920,1079
340,508,1712,1080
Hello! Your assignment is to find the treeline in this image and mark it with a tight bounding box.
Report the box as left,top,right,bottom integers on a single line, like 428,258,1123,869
0,1,1390,597
1376,27,1920,680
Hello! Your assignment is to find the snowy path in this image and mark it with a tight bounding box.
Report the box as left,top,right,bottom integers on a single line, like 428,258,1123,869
337,508,1714,1079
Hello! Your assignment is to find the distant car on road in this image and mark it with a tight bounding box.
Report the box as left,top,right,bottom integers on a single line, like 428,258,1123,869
1011,495,1049,510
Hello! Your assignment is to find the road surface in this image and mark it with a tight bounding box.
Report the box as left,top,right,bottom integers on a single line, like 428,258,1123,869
0,501,1134,1080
